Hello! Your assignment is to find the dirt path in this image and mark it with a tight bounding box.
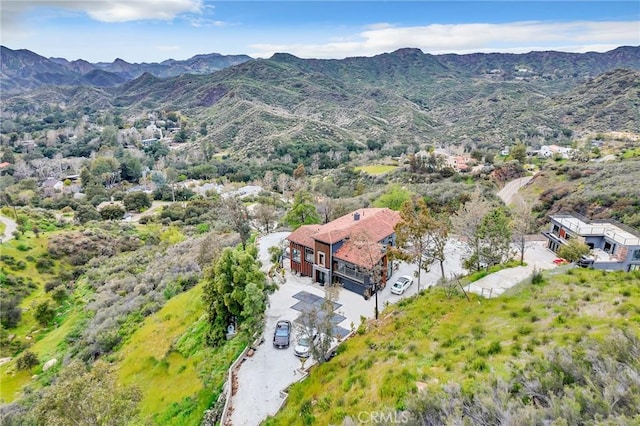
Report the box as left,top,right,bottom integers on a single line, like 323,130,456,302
127,201,171,222
0,214,18,242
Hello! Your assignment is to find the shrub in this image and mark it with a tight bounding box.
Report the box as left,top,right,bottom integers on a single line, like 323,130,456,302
36,257,54,272
51,286,68,304
16,350,39,372
531,268,545,285
487,341,502,355
0,297,22,328
34,300,56,326
123,192,152,212
99,204,125,220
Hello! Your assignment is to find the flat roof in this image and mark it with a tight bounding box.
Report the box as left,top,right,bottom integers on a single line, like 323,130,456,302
552,215,640,246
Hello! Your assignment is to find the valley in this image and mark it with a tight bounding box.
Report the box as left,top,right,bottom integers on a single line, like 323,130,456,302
0,44,639,425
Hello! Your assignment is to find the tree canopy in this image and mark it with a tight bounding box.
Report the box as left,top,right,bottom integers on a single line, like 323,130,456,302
203,245,268,346
284,191,320,230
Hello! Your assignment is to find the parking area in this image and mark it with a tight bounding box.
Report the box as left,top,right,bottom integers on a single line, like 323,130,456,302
230,233,560,425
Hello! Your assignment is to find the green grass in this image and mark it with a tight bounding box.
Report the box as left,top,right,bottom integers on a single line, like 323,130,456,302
116,282,249,425
265,268,640,425
354,165,398,175
118,284,206,420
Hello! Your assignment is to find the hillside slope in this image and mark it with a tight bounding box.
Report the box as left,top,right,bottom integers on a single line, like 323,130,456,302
266,267,640,425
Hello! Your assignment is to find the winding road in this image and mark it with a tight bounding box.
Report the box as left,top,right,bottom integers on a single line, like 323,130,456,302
497,175,535,205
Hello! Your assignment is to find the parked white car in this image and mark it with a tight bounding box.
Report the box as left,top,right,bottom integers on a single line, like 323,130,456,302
390,275,414,295
294,331,318,358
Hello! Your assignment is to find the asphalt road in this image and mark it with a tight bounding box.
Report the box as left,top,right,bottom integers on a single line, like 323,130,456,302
497,175,534,205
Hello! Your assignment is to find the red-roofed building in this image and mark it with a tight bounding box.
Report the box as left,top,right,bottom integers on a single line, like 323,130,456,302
287,208,401,296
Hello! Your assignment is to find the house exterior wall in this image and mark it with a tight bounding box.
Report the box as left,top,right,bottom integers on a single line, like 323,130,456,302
289,241,313,277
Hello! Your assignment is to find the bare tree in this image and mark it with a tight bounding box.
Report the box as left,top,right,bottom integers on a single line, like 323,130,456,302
276,173,289,195
12,160,33,179
351,229,385,319
510,195,536,265
317,197,334,224
451,186,491,271
254,203,277,234
295,282,342,365
224,196,251,249
262,170,274,191
391,197,442,292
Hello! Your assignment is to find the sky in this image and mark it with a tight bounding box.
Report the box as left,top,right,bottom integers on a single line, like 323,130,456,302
1,1,639,63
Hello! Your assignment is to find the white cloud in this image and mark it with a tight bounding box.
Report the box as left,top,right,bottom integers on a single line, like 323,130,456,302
83,0,203,22
249,20,640,59
2,0,202,25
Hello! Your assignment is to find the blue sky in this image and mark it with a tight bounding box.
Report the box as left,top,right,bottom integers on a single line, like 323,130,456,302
1,1,639,62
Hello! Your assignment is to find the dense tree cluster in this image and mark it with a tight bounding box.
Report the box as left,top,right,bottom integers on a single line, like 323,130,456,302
203,245,269,346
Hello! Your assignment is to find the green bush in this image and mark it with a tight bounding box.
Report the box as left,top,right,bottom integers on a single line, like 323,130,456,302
34,300,56,326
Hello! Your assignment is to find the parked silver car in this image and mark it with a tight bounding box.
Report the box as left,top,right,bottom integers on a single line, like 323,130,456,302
390,275,414,295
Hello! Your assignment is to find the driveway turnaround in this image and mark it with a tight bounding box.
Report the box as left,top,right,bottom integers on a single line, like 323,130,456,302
464,240,559,297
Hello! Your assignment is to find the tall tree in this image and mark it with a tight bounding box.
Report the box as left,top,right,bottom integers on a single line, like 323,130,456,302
203,245,267,346
295,282,341,364
277,173,289,195
254,203,277,234
431,214,450,280
262,170,275,191
224,196,252,249
293,163,306,180
451,186,491,272
510,142,527,164
478,207,513,267
510,195,536,265
391,197,442,292
283,191,320,230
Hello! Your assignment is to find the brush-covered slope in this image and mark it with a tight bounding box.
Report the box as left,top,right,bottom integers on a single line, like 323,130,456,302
266,267,640,425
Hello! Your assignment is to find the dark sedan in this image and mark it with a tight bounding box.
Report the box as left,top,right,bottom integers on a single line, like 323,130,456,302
273,320,291,348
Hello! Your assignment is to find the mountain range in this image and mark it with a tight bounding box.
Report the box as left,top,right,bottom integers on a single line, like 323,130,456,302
1,46,639,160
0,46,252,94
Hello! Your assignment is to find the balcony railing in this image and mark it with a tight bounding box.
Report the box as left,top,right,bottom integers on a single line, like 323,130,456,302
334,263,364,283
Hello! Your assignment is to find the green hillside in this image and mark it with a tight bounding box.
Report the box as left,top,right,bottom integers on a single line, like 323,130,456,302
266,267,640,425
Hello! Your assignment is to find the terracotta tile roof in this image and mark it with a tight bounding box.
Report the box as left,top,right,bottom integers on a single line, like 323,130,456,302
0,162,11,168
313,208,400,244
287,224,323,247
334,239,386,269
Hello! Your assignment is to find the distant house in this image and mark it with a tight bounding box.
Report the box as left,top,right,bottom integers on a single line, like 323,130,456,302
539,145,573,159
287,208,401,296
543,213,640,272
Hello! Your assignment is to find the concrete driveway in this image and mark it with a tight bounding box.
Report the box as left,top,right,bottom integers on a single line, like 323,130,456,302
464,240,559,297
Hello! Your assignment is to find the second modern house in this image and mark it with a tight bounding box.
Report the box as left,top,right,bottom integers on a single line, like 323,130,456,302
287,208,401,296
543,213,640,272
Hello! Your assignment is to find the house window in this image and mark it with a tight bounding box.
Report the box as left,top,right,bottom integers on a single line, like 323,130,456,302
292,248,301,263
318,252,325,267
604,241,614,254
305,248,314,263
552,224,560,235
633,249,640,260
